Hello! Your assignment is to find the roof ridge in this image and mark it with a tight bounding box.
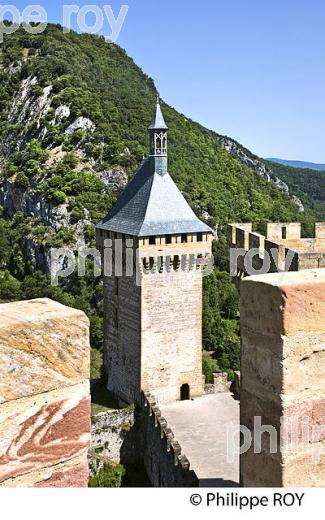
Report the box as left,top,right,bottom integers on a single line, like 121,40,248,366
138,169,157,235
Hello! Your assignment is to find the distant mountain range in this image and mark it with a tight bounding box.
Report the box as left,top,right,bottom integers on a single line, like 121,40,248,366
267,158,325,171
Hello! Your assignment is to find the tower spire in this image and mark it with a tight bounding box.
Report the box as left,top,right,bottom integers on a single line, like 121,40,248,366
148,97,168,176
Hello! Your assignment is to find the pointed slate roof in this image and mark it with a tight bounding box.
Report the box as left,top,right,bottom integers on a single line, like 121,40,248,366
96,159,212,237
97,100,212,237
148,101,168,130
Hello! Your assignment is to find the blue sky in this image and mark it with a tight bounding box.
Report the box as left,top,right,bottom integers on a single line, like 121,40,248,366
6,0,325,162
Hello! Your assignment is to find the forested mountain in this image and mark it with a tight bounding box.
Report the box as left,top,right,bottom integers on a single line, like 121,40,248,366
267,158,325,171
264,160,325,220
0,24,319,377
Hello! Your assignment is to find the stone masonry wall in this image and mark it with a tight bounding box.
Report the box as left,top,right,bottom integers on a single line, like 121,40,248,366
139,235,213,404
89,408,136,468
141,270,204,403
89,394,198,488
0,298,91,487
240,270,325,487
204,372,230,394
138,392,198,487
103,272,141,405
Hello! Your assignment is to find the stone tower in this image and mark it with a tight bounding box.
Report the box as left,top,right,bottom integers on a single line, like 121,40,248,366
96,100,213,405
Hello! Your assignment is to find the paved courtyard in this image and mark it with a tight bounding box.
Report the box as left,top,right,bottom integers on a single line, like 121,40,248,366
160,393,239,487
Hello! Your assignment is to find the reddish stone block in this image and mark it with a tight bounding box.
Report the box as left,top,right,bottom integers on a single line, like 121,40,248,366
0,385,91,485
34,463,89,488
282,399,325,446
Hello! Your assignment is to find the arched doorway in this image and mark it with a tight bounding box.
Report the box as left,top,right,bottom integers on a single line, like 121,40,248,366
180,384,190,401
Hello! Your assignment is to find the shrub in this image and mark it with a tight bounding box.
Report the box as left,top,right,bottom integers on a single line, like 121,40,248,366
15,172,30,189
0,272,22,301
30,84,43,98
52,190,66,204
88,464,125,488
70,207,84,222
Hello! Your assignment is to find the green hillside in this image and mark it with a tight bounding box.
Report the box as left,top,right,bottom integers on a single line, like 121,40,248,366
0,24,318,377
0,25,313,227
265,160,325,220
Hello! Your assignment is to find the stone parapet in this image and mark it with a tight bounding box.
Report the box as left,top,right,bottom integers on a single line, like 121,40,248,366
139,392,198,487
240,270,325,487
234,371,241,399
0,298,91,487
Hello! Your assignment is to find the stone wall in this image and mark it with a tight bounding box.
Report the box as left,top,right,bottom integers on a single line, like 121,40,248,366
141,269,204,403
103,270,141,406
89,393,199,487
138,392,198,487
89,408,136,468
139,234,213,404
228,223,325,284
0,298,91,487
240,270,325,487
204,373,230,394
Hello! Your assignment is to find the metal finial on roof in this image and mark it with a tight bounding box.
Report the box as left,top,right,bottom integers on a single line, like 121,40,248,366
148,97,168,130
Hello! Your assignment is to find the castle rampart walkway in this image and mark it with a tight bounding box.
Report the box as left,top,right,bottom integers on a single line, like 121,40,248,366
160,393,239,487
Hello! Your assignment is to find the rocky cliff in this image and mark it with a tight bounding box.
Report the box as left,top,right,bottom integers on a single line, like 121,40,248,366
217,135,304,212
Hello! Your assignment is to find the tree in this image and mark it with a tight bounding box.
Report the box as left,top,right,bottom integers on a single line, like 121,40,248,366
203,269,240,371
202,352,219,384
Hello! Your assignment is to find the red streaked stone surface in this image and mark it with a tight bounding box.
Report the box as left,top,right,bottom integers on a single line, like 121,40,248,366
282,398,325,445
34,463,89,488
0,299,91,488
0,383,91,485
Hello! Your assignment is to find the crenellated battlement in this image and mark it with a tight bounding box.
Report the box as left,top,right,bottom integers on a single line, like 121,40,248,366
96,230,213,277
228,222,325,282
139,251,212,275
140,392,198,487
